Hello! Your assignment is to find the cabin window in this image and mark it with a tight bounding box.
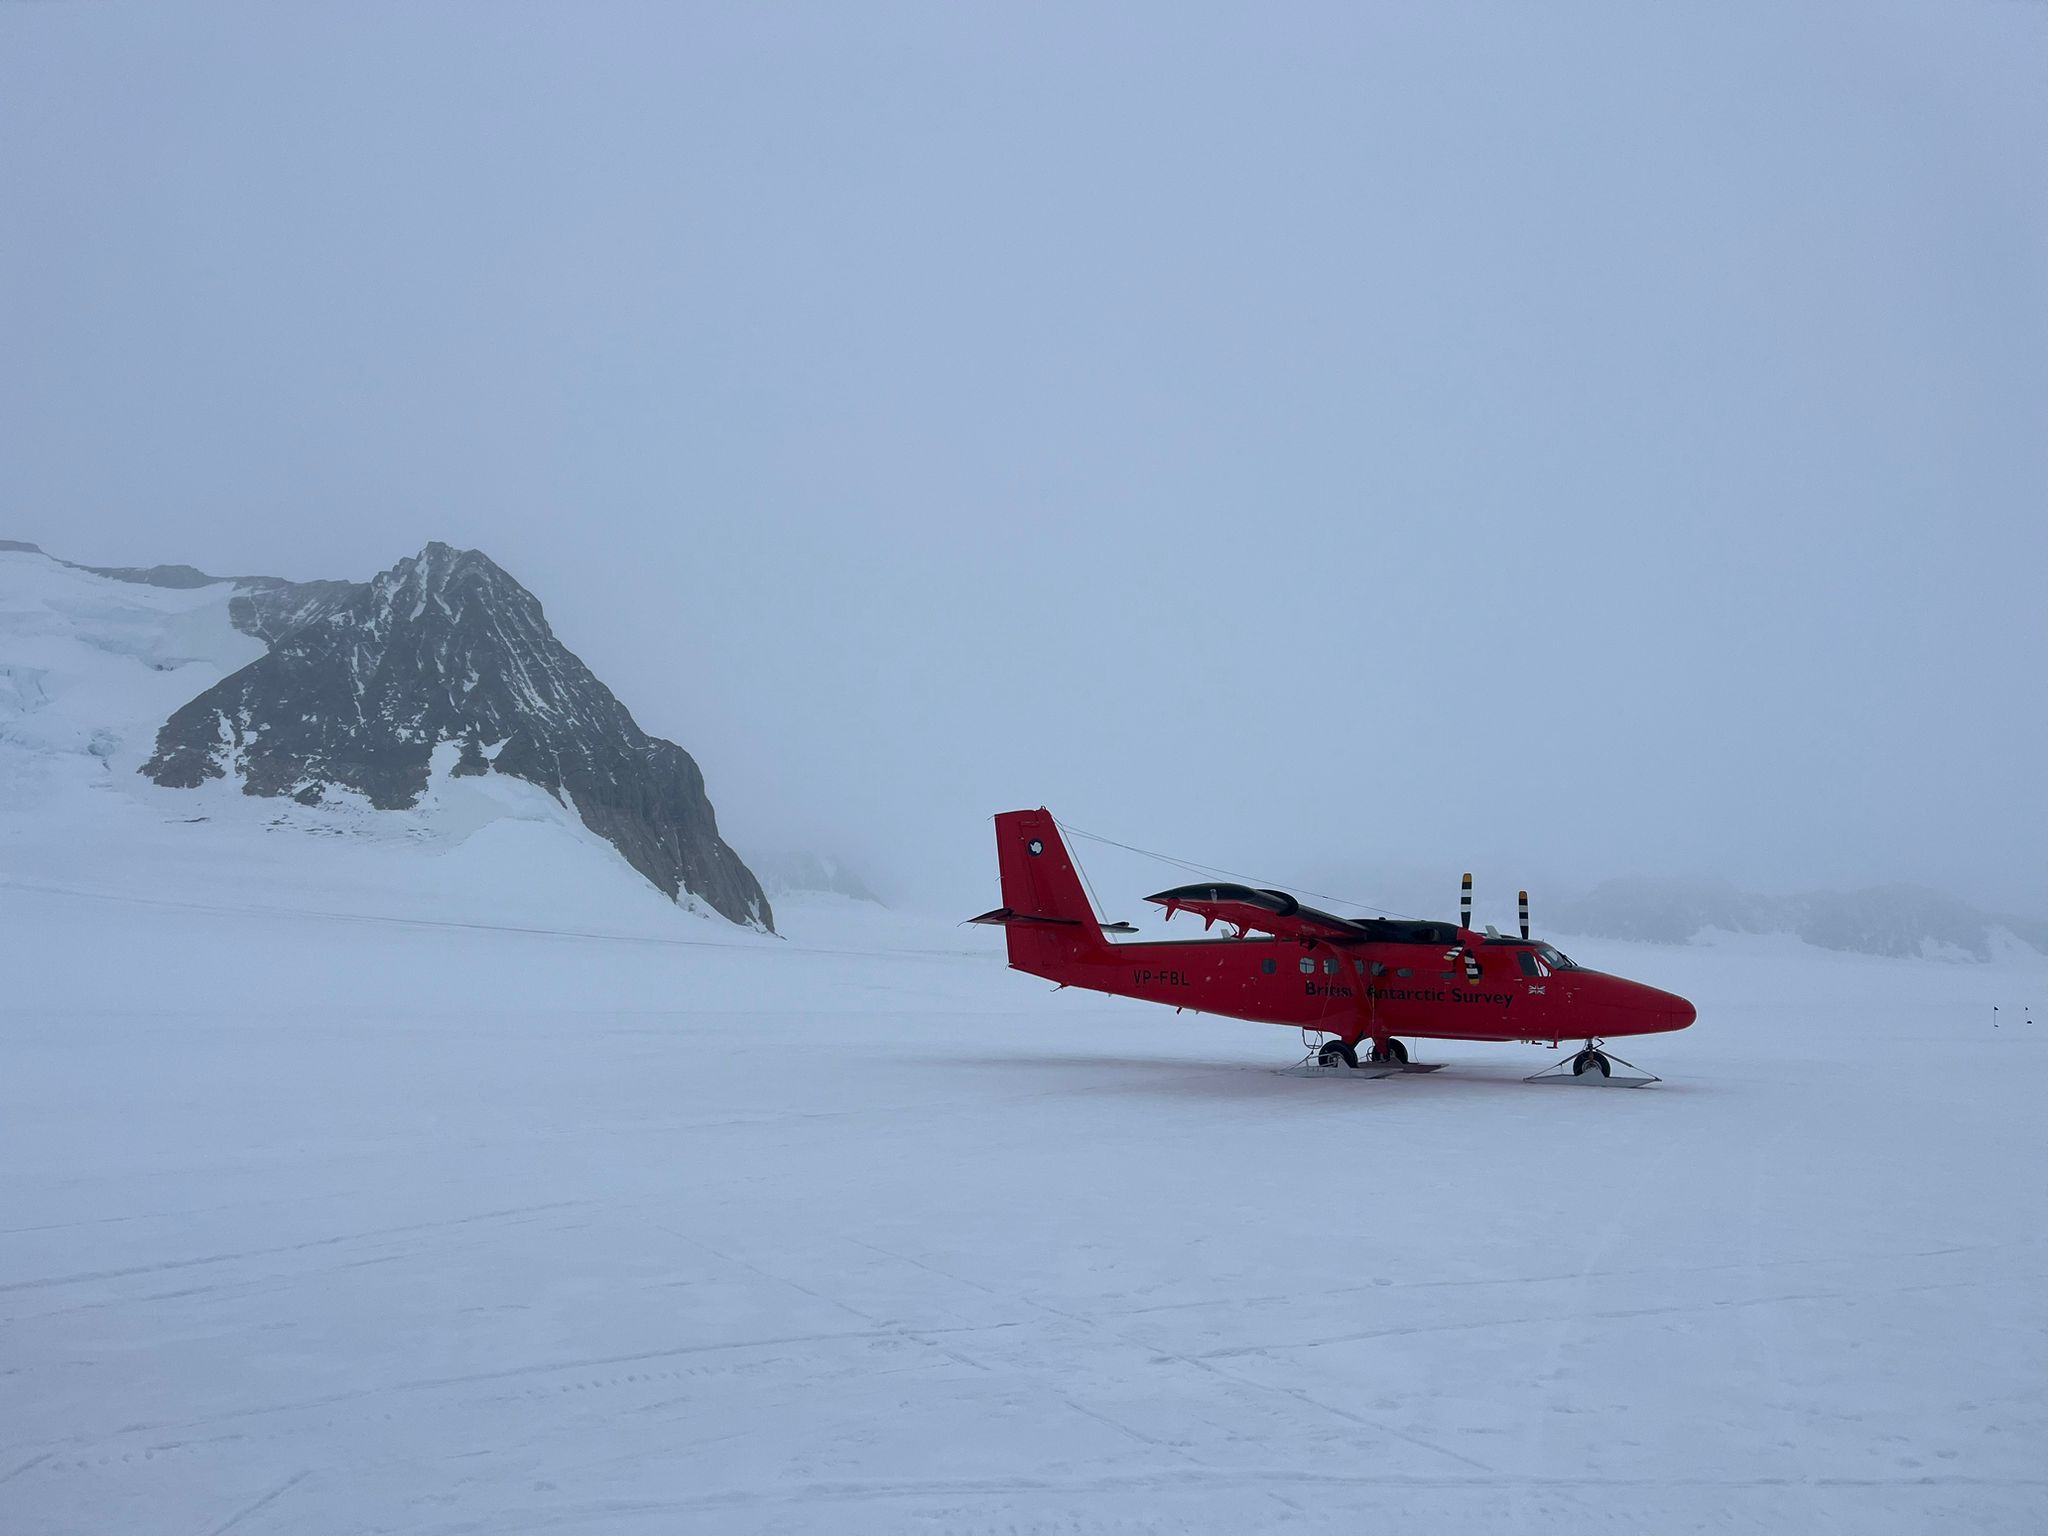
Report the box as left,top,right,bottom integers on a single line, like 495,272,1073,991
1396,966,1414,978
1322,958,1337,976
1370,962,1387,978
1299,957,1315,975
1354,960,1365,975
1261,958,1276,975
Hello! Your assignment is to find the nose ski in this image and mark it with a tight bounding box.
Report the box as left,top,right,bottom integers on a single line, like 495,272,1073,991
1524,1045,1664,1087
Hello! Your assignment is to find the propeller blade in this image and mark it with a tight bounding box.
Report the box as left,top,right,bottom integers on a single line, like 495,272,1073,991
1443,942,1483,982
1519,889,1530,942
1460,872,1473,933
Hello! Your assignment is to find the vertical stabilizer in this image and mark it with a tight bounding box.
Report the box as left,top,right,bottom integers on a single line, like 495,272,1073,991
980,808,1111,977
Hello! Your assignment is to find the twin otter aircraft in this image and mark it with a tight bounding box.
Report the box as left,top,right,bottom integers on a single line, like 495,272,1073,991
972,808,1695,1079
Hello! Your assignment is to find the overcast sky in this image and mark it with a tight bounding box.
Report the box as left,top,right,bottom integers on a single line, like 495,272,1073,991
4,1,2044,918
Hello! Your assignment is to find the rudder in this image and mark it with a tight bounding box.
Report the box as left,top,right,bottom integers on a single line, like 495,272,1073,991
981,808,1110,976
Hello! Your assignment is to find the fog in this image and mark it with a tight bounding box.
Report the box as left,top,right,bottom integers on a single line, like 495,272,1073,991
4,2,2044,920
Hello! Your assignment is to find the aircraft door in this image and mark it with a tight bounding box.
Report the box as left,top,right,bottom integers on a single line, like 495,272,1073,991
1514,949,1557,1032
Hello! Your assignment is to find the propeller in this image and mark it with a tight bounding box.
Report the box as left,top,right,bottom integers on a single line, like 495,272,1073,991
1444,878,1534,977
1444,871,1481,980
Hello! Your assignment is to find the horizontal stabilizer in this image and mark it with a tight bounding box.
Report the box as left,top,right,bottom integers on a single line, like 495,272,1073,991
966,906,1083,928
971,906,1138,935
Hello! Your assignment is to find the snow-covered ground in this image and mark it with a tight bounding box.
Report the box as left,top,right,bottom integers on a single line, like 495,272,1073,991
5,547,2048,1532
7,875,2048,1535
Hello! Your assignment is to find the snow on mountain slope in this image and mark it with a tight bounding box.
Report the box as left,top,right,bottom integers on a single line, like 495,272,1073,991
0,548,757,941
0,547,264,799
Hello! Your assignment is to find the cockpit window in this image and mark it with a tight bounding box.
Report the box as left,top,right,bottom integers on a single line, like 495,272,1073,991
1516,952,1540,978
1535,944,1578,971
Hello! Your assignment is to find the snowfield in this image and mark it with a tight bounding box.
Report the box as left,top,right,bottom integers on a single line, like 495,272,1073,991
5,547,2047,1533
5,882,2046,1535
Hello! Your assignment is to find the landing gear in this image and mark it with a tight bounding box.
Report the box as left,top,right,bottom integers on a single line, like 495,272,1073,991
1283,1035,1443,1078
1526,1041,1661,1086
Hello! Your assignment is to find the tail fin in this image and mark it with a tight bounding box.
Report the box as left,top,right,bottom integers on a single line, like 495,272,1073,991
972,808,1111,977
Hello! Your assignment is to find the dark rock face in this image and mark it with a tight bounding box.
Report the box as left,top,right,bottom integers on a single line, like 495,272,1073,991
77,561,224,590
230,577,360,644
142,543,772,931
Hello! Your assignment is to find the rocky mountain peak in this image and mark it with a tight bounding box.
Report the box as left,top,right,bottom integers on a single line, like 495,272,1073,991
370,542,528,618
141,543,772,930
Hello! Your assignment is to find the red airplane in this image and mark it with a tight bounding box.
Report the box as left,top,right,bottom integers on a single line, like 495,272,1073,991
971,808,1696,1079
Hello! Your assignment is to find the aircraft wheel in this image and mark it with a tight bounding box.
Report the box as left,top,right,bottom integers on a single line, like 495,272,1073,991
1318,1040,1359,1069
1572,1049,1612,1078
1383,1038,1409,1064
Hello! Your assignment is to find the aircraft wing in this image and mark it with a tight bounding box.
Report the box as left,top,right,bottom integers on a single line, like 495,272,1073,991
1145,882,1371,943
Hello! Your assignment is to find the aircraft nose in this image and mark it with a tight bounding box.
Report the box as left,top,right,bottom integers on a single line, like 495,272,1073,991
1668,993,1697,1030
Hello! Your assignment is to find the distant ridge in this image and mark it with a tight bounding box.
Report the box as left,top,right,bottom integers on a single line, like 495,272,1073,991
1549,877,2046,963
1,540,364,636
754,850,885,906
